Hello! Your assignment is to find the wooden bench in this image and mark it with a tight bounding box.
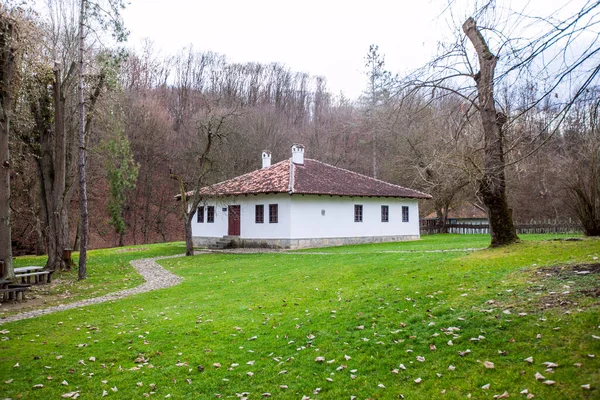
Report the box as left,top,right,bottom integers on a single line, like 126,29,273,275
0,285,29,302
15,270,54,284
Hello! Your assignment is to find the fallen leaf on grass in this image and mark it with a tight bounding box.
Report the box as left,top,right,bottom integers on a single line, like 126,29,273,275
542,362,558,368
493,391,509,399
448,365,456,371
482,384,490,390
581,384,591,390
524,357,534,363
33,384,44,389
378,383,386,388
315,356,325,362
535,372,545,381
414,378,422,384
543,380,555,386
484,361,495,369
61,392,80,398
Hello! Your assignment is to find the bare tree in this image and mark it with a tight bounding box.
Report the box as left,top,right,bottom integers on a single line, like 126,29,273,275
77,0,87,278
171,102,238,256
461,17,518,245
561,88,600,235
0,5,22,280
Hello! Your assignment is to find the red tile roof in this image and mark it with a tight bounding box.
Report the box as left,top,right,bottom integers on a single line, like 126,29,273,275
185,158,431,199
424,203,488,219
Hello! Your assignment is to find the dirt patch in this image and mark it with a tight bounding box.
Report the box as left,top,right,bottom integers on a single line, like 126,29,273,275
532,263,600,310
537,263,600,277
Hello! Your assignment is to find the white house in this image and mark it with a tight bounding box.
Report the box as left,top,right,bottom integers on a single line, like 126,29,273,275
190,144,431,249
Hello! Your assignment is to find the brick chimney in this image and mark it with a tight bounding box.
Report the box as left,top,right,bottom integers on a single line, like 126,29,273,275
291,144,304,165
262,150,271,168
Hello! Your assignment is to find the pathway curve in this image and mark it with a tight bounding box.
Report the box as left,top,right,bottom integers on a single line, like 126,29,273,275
0,254,184,325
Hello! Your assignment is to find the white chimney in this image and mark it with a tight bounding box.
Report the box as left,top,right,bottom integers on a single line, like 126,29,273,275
262,150,271,168
291,143,305,165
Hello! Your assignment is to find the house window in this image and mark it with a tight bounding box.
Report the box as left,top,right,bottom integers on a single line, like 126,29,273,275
269,204,278,223
207,206,215,223
255,205,264,223
354,205,363,222
197,206,204,223
402,206,409,222
381,205,389,222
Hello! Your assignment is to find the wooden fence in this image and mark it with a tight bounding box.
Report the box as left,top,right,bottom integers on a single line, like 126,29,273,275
420,220,582,235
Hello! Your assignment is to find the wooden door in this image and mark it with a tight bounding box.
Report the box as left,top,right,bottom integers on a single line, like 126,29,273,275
228,205,241,236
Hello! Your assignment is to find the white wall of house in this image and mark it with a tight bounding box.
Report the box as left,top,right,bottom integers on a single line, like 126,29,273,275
191,194,420,240
191,194,292,239
289,196,419,238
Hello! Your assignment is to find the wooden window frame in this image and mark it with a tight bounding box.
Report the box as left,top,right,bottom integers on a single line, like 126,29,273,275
354,204,363,222
381,205,389,222
255,204,264,223
207,206,215,223
197,206,204,223
269,204,278,223
402,206,409,222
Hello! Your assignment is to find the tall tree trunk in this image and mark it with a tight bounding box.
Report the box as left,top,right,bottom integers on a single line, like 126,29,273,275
184,214,194,256
463,17,519,247
0,12,16,281
77,0,88,280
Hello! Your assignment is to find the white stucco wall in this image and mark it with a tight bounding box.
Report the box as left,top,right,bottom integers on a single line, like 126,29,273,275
191,194,292,239
191,194,420,240
289,196,419,238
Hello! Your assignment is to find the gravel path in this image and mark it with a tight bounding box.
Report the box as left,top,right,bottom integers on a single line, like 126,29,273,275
0,254,184,325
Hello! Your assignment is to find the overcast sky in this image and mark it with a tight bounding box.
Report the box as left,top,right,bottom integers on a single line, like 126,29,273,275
120,0,584,100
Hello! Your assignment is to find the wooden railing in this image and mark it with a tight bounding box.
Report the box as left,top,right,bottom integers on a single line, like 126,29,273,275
420,220,582,235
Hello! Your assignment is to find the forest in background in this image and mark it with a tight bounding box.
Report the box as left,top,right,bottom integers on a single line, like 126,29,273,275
2,1,599,257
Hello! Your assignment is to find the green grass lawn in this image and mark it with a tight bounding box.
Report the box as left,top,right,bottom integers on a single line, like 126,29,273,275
1,235,598,399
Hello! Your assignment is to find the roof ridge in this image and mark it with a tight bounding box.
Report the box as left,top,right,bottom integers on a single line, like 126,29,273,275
305,158,432,198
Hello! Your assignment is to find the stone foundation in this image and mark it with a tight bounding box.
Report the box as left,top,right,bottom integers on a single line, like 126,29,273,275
193,235,420,250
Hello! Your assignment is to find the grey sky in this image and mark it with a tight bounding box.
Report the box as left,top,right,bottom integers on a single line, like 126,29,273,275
120,0,585,100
